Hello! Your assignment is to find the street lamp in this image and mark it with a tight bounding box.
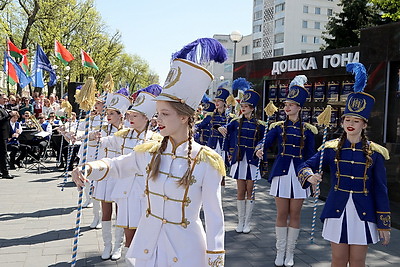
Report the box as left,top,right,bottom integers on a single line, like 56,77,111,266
229,30,243,63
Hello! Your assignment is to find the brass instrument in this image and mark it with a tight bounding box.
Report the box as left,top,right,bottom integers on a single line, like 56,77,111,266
26,115,43,131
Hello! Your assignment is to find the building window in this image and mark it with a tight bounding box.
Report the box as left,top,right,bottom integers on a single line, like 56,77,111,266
315,22,321,29
275,3,285,13
314,37,320,44
253,52,262,60
274,48,284,57
302,20,308,29
242,45,250,55
253,24,262,33
254,10,262,21
254,0,263,6
275,18,285,28
226,48,233,58
315,7,321,14
253,38,262,48
327,8,333,16
301,35,307,43
224,64,232,73
303,5,308,13
274,33,284,44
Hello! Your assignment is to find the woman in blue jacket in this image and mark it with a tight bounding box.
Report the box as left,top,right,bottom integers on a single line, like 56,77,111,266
298,63,391,266
256,75,317,267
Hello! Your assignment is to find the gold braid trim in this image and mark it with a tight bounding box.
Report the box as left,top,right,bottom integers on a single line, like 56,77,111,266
269,120,284,130
208,255,224,267
370,142,390,160
114,128,131,138
318,138,339,151
206,250,225,254
304,122,318,135
197,146,226,176
257,120,267,126
134,140,161,153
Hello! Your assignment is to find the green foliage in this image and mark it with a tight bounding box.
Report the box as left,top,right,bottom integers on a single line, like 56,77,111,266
322,0,382,49
0,0,159,96
370,0,400,21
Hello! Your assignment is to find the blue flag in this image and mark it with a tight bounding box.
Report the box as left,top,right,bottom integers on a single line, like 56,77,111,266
32,44,57,87
3,51,32,88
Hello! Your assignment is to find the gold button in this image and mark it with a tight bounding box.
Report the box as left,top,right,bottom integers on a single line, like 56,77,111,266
123,191,127,194
162,219,167,224
144,249,149,254
362,212,366,215
351,176,354,179
163,195,168,201
352,148,356,151
283,170,286,172
350,190,353,193
351,161,354,164
336,209,340,213
172,155,177,159
173,257,178,262
292,145,295,147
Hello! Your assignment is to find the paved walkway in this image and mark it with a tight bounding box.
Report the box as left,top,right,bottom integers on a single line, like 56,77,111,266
1,159,399,266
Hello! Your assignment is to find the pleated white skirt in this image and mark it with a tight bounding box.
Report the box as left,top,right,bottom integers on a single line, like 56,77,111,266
230,154,259,180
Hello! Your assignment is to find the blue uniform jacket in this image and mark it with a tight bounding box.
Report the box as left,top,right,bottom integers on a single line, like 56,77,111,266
194,120,211,145
260,120,317,183
297,139,391,230
225,117,265,166
8,121,20,145
196,111,233,150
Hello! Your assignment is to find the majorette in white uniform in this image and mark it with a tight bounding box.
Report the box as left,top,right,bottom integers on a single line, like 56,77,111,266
80,48,227,266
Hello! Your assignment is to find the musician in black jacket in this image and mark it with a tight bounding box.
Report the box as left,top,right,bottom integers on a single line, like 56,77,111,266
0,93,13,179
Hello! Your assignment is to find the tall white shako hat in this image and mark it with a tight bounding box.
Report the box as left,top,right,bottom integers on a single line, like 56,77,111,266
155,38,228,110
105,88,131,115
128,84,162,119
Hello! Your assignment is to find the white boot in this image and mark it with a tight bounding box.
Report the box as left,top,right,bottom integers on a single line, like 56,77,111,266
89,200,102,229
101,221,113,260
274,227,287,267
284,227,300,267
111,227,125,260
82,182,93,208
235,200,246,233
243,200,254,234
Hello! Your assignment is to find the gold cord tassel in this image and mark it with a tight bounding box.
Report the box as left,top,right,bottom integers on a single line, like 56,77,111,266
317,105,332,127
226,94,237,106
102,73,115,93
75,77,97,111
264,100,278,117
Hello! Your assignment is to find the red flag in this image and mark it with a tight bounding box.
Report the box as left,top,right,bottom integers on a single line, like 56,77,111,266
19,54,30,76
7,39,28,59
81,49,98,70
55,40,74,65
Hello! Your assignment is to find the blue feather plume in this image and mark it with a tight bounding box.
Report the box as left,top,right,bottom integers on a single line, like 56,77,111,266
138,84,162,96
116,87,130,96
218,80,230,89
232,77,251,92
346,63,367,92
201,94,211,103
172,38,228,64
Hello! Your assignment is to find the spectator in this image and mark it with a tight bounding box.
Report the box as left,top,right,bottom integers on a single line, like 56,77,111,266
19,97,34,118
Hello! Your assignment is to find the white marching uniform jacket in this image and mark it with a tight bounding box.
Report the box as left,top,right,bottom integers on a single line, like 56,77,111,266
99,128,161,228
88,124,123,202
84,138,226,266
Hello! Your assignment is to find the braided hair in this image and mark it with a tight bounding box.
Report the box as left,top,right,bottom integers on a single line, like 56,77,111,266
149,101,195,187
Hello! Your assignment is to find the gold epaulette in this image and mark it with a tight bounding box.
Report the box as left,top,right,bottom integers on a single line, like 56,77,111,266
114,128,131,138
206,112,214,116
318,138,339,151
101,125,108,132
134,140,161,153
370,142,390,160
303,122,318,135
229,113,237,119
257,120,267,126
197,146,226,176
150,132,163,142
269,121,284,130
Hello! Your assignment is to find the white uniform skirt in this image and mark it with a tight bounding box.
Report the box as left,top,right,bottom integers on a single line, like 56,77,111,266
113,175,147,229
270,160,310,199
322,195,379,245
230,154,259,180
92,178,117,203
214,142,226,164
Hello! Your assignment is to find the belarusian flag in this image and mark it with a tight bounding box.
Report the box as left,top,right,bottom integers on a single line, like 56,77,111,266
19,53,30,76
81,49,98,70
55,40,74,65
3,51,31,88
7,39,28,59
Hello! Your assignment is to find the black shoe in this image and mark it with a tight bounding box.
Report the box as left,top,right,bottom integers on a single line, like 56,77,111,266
9,165,16,170
16,161,23,168
2,174,14,179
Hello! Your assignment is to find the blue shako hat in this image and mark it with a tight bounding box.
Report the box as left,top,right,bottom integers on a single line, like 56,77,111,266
232,78,260,106
215,81,230,102
343,63,375,121
285,75,309,107
201,94,215,112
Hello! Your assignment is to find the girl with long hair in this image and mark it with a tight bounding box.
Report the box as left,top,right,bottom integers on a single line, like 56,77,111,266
72,44,227,266
297,63,390,266
256,75,317,267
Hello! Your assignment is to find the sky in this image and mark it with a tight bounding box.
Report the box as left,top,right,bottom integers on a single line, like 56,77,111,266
95,0,252,83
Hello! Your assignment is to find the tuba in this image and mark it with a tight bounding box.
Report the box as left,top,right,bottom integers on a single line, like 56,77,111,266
27,114,43,131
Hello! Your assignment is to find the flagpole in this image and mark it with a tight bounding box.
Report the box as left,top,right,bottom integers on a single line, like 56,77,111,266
6,38,10,95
